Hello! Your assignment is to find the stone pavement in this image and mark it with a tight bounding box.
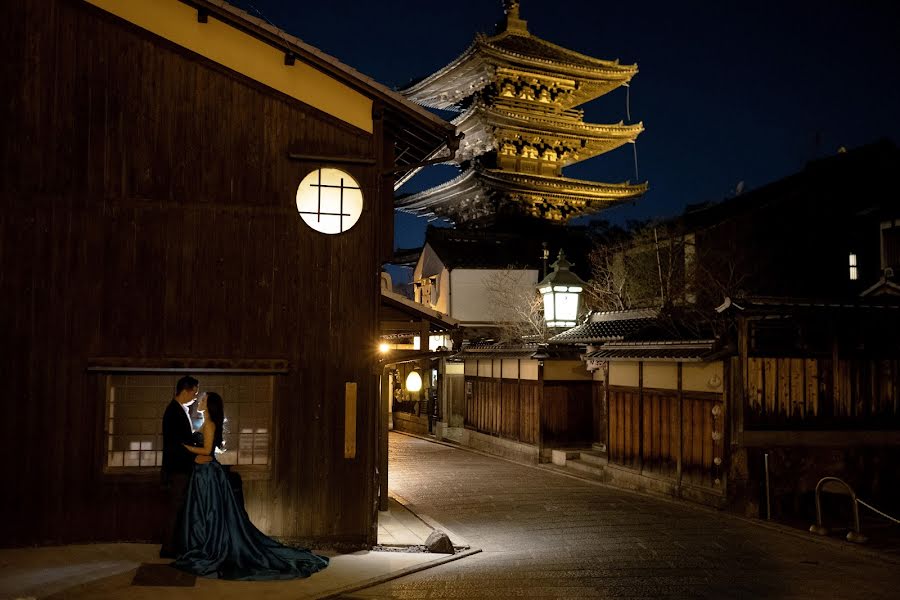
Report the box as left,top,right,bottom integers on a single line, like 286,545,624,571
342,432,900,599
0,494,475,600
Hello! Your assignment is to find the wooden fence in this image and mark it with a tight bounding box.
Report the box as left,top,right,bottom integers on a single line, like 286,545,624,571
463,377,596,447
608,385,725,489
542,382,593,447
465,377,539,445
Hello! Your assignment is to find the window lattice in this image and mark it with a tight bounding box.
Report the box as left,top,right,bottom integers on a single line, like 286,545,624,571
105,374,273,470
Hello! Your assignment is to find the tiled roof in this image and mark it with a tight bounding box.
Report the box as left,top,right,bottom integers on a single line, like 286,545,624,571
584,340,718,362
428,236,542,270
486,34,626,71
719,296,900,313
421,224,594,275
452,342,540,360
549,309,658,343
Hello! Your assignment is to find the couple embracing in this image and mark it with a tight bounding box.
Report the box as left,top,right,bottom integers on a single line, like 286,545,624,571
160,375,329,580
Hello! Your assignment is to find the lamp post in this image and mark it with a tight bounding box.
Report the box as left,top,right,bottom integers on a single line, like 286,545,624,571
536,249,586,329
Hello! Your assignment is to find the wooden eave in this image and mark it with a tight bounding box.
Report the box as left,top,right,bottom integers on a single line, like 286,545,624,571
182,0,457,173
395,167,483,211
454,103,643,137
453,103,643,160
400,41,492,108
479,34,637,80
397,166,647,211
380,289,459,333
480,169,648,200
401,33,637,110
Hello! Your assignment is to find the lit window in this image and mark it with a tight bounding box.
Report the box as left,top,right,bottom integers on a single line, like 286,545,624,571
849,253,858,280
105,374,273,471
295,168,363,234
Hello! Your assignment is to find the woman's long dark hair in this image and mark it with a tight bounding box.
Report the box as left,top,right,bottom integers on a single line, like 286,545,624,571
205,392,225,451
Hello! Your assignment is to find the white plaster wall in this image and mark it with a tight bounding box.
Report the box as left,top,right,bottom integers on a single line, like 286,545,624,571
520,360,539,381
683,361,725,393
444,362,464,375
412,245,450,313
643,363,678,390
464,360,477,376
477,360,492,377
449,268,539,322
501,359,519,379
543,360,592,381
609,362,640,387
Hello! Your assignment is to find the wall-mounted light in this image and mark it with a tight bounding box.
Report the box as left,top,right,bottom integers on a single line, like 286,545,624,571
405,369,423,393
378,342,390,353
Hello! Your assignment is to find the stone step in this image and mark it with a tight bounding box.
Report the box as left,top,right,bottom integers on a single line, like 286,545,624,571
592,442,607,454
579,450,608,467
566,458,605,477
551,448,590,466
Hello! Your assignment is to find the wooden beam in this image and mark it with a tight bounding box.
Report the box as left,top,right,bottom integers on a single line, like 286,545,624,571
344,382,357,459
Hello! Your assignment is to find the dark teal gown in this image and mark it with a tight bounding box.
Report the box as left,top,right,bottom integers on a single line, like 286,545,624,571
172,452,329,581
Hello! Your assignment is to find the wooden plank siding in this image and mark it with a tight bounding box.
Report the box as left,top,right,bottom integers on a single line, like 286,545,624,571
592,381,607,447
464,377,539,445
1,0,389,547
541,382,593,447
608,383,724,490
744,357,900,429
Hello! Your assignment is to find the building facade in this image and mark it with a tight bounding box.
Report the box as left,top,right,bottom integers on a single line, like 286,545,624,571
0,0,454,548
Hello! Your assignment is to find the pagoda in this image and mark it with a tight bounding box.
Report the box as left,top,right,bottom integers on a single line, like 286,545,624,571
398,1,647,225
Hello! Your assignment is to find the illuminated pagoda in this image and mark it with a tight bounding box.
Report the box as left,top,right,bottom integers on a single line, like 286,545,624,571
398,0,647,224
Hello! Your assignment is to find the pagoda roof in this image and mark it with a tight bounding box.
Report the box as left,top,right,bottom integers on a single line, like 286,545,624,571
452,100,643,163
401,29,637,110
396,166,647,220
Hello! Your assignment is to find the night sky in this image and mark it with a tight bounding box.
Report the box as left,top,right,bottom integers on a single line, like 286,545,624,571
232,0,900,250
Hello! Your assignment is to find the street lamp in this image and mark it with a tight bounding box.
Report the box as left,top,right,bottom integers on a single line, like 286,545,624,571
536,249,586,329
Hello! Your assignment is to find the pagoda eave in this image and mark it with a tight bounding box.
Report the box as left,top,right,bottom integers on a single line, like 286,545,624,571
396,167,647,213
480,169,648,199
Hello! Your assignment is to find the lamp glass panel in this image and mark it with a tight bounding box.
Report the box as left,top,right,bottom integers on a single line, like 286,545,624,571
554,292,579,321
542,291,555,320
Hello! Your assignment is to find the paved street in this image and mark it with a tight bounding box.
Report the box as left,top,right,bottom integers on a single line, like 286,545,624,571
348,433,900,599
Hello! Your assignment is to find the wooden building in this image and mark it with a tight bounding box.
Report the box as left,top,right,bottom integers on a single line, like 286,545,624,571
0,0,456,548
397,0,646,224
545,141,900,517
441,342,595,464
550,299,900,519
600,140,900,309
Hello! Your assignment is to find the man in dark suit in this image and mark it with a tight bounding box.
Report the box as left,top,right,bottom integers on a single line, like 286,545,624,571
160,375,210,558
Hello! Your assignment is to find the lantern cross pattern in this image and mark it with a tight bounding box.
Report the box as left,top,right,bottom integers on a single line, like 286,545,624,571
297,169,360,233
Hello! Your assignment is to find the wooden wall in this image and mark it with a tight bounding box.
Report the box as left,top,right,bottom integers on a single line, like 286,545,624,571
1,0,386,547
462,375,595,448
542,382,593,446
464,377,540,445
608,380,726,490
745,357,900,428
592,381,607,447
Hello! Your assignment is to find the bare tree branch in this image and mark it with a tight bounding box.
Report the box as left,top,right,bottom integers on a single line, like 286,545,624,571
483,270,548,343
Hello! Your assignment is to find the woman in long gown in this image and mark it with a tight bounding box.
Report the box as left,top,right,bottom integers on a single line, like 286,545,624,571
173,392,329,580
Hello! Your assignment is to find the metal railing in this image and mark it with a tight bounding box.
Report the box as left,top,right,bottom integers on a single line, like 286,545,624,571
809,476,900,544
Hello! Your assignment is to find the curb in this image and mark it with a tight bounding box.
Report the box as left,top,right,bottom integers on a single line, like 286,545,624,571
314,547,482,600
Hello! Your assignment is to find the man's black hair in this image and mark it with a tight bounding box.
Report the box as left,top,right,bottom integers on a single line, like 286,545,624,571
175,375,199,395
